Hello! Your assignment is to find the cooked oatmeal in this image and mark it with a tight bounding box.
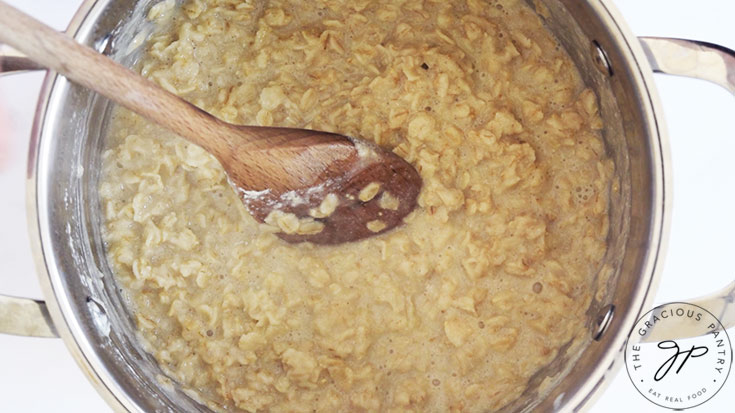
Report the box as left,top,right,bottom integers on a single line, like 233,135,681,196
99,0,614,411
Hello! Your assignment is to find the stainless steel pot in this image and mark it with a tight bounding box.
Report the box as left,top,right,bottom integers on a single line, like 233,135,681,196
1,0,734,411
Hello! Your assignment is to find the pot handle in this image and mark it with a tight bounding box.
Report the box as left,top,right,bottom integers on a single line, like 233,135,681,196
0,43,43,75
638,36,735,339
0,44,57,338
0,296,58,337
640,37,735,93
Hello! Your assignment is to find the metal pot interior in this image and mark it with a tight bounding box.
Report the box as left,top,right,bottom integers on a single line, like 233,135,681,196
31,0,664,411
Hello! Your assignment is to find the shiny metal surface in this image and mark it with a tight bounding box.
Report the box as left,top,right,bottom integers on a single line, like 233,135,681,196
505,1,669,410
641,36,735,94
5,0,731,412
592,304,616,342
0,295,57,337
591,41,614,77
29,0,666,410
686,281,735,334
0,44,54,338
0,44,42,75
28,1,208,411
639,282,735,343
637,37,735,342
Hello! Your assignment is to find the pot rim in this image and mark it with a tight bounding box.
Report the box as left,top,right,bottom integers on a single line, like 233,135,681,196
28,3,156,413
25,1,671,411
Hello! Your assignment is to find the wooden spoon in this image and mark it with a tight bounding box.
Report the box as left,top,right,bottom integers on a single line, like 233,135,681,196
0,1,421,244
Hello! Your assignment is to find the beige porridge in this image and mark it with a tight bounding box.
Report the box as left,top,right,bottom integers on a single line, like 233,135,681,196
99,0,614,411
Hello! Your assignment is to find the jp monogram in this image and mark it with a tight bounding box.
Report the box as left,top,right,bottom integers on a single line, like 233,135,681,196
625,302,732,409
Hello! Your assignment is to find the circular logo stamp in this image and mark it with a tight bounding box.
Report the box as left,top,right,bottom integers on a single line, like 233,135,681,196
625,302,733,409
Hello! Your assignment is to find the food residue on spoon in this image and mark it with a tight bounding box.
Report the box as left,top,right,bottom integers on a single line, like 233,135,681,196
99,0,615,411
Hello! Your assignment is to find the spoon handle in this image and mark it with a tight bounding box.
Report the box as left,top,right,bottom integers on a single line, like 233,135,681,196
0,1,238,158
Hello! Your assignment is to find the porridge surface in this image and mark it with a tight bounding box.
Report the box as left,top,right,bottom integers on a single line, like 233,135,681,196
100,0,614,411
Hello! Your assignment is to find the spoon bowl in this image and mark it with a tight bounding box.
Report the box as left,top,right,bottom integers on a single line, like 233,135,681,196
0,1,422,244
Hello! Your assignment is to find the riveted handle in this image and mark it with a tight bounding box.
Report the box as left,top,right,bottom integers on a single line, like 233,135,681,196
638,37,735,341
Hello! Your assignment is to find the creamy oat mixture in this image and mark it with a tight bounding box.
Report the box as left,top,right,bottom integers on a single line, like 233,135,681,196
99,0,614,411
